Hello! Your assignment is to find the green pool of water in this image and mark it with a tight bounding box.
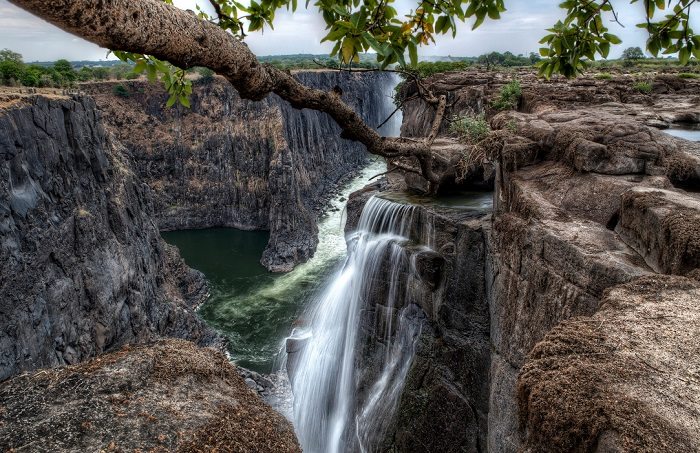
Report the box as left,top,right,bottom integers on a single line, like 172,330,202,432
162,227,295,373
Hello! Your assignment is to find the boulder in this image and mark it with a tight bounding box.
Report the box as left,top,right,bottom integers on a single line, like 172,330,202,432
0,339,301,452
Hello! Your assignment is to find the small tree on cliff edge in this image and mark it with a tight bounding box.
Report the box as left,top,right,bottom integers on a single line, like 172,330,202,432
8,0,699,188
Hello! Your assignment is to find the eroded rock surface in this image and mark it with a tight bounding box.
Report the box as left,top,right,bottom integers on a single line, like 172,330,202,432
518,275,700,453
0,339,301,453
353,69,700,452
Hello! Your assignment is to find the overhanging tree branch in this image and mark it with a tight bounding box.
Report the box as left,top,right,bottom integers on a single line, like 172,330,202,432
10,0,441,183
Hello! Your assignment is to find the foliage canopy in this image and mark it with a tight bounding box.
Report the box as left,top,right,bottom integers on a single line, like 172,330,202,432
117,0,698,106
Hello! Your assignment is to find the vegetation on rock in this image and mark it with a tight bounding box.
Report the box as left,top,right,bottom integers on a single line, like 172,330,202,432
450,113,490,144
633,80,653,93
492,79,522,110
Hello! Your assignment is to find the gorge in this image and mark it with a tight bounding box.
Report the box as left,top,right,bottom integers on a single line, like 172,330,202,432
1,67,700,453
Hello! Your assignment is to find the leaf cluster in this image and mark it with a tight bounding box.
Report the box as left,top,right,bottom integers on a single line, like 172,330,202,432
113,51,193,107
538,0,697,78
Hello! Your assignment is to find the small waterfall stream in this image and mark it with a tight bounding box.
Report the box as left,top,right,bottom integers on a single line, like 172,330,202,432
288,197,429,452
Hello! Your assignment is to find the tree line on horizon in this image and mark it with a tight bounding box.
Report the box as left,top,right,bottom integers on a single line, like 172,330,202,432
0,49,140,88
1,47,692,89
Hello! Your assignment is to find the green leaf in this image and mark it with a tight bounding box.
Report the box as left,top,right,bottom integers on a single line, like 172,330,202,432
604,33,622,45
341,38,355,63
408,41,418,67
166,95,177,108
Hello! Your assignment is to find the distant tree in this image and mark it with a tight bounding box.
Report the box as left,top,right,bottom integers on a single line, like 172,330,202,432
0,49,23,64
20,65,43,87
110,63,133,80
0,49,25,85
0,60,24,85
53,59,77,84
112,83,130,97
529,52,541,64
78,66,95,81
92,67,110,80
622,47,646,60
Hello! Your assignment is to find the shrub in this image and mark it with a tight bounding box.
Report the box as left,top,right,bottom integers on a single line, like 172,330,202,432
449,114,490,144
492,79,522,110
678,72,699,79
633,81,652,94
595,72,613,80
112,84,130,98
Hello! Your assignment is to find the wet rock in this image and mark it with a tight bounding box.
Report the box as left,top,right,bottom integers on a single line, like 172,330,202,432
285,335,309,384
346,187,491,452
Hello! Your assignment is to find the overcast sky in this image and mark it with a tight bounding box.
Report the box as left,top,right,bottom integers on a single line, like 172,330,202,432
0,0,689,62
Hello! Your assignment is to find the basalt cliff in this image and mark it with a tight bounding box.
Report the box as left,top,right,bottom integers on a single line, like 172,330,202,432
0,95,219,382
83,71,395,271
343,70,700,452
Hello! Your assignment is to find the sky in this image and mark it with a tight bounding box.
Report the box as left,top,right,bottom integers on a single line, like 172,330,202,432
0,0,687,62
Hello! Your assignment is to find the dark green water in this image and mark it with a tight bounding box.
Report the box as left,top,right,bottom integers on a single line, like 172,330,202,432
162,228,304,373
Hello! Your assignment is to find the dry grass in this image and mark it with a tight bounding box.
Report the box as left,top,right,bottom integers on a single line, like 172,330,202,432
0,340,300,453
518,275,700,453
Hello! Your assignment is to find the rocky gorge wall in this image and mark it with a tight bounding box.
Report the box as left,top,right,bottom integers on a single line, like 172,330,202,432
346,70,700,452
0,95,220,381
83,71,396,271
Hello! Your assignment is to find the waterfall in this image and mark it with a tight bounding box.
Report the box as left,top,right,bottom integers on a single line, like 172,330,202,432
288,196,428,453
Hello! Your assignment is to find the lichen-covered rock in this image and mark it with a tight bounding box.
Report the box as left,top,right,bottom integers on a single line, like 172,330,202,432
518,275,700,453
0,95,219,381
617,187,700,275
0,339,301,452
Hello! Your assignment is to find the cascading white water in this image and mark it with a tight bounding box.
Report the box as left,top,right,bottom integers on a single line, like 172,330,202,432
289,196,428,453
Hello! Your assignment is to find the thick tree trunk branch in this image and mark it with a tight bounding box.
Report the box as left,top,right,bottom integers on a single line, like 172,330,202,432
10,0,441,182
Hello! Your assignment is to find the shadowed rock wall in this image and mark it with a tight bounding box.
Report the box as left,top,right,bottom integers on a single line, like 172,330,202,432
0,96,219,381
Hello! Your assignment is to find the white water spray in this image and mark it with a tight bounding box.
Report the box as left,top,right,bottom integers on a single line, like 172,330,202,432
289,196,428,452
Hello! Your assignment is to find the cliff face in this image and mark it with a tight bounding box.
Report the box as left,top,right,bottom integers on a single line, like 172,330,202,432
347,70,700,452
83,71,396,271
345,185,492,452
0,95,219,381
